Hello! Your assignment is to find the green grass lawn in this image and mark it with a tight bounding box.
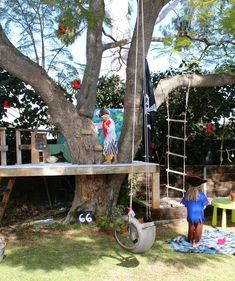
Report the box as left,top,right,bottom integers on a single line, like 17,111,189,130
0,219,235,281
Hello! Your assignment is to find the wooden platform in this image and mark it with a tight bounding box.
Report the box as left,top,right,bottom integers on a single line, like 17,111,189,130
0,162,160,221
0,161,159,177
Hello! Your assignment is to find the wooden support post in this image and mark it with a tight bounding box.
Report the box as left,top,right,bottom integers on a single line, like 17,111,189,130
0,178,15,222
16,129,22,164
16,129,49,164
32,132,48,163
31,132,39,164
152,172,160,209
43,177,52,209
0,127,8,165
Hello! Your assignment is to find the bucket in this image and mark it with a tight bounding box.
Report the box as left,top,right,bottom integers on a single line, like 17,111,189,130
0,243,6,262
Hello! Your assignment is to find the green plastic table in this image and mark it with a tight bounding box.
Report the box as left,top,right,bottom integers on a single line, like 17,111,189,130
211,197,235,230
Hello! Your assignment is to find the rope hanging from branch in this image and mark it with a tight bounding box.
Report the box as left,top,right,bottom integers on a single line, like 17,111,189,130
113,0,156,254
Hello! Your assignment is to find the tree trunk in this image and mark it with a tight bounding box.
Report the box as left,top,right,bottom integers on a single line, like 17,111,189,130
64,174,126,223
119,0,169,161
77,0,104,118
65,1,171,223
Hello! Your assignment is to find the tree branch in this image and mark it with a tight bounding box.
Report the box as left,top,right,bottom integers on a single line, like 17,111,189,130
151,36,164,43
155,73,235,108
103,38,130,51
15,0,40,64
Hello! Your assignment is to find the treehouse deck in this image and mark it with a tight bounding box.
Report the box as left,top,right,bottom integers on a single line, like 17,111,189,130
0,161,159,177
0,161,160,221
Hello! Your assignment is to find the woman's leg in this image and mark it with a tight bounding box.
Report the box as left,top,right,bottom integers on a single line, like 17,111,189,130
188,222,195,244
194,222,203,243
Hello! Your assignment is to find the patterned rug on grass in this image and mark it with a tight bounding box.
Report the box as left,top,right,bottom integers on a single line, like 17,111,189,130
170,228,235,255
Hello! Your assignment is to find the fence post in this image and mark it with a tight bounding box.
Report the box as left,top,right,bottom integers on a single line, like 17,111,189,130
0,127,8,165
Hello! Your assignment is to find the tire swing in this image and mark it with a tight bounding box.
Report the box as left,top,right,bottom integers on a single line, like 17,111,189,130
113,215,156,254
113,0,156,254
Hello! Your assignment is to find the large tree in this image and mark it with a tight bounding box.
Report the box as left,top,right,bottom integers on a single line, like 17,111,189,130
0,0,235,222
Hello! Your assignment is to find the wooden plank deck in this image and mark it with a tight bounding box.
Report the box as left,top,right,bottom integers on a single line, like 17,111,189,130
0,161,159,177
0,161,160,212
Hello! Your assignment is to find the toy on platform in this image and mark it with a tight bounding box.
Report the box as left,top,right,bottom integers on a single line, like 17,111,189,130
98,109,118,164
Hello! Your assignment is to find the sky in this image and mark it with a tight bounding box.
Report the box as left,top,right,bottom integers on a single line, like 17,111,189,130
68,0,182,79
2,0,181,123
2,0,181,80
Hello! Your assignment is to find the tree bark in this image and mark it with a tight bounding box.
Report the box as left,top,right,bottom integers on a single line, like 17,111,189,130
1,0,235,223
155,73,235,108
119,0,169,162
64,174,126,223
77,0,105,118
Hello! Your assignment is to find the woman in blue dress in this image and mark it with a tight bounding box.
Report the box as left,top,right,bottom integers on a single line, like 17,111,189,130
181,176,209,246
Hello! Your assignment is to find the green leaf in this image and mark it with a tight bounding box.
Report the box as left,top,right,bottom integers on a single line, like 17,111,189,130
163,37,173,46
175,36,192,49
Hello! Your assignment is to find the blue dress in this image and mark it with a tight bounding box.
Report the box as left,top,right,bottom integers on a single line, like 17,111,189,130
181,192,209,224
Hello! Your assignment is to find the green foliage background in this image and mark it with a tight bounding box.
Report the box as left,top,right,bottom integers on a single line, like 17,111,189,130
1,65,234,165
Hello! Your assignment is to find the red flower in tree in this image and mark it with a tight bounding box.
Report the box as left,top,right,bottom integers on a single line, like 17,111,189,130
3,100,11,108
72,79,81,90
187,133,195,142
59,25,67,35
206,123,214,135
151,143,157,150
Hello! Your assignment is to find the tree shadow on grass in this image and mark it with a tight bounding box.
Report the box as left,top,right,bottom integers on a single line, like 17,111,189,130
3,232,119,272
3,224,142,272
2,222,234,273
100,250,140,268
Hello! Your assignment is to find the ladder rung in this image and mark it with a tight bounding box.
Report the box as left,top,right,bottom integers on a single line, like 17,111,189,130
166,152,187,158
166,169,186,176
166,185,186,193
167,135,186,141
166,118,187,123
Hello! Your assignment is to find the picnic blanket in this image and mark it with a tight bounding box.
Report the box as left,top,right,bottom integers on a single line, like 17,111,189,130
170,228,235,255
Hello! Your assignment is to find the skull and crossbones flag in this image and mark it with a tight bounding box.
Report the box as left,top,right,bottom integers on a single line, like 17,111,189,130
143,59,157,160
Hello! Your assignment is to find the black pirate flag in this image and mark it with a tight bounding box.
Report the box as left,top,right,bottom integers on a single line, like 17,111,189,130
143,59,157,160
